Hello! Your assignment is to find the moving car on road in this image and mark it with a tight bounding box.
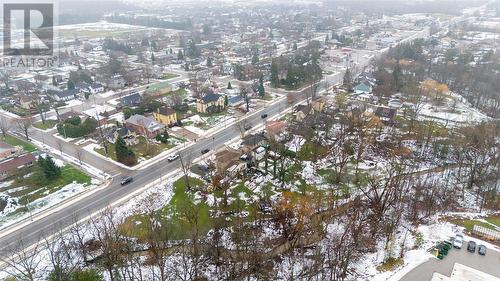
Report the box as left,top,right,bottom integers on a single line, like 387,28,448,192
201,148,210,154
478,245,487,255
120,176,133,186
244,124,252,130
453,234,463,249
167,153,179,162
261,113,268,119
467,241,476,252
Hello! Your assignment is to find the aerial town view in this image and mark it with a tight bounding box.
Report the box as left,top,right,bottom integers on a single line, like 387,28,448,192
0,0,499,280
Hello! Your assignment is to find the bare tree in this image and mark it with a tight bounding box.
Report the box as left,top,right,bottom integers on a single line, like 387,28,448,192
240,84,251,113
75,149,84,165
0,115,11,137
56,139,64,155
235,120,248,138
16,117,33,141
0,240,43,281
178,152,193,190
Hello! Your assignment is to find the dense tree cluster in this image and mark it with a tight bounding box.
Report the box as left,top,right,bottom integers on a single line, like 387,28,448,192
106,15,192,30
270,51,322,90
57,117,98,138
102,38,133,55
379,38,500,118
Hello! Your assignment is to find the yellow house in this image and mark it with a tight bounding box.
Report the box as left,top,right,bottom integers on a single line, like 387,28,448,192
153,106,178,126
196,93,226,114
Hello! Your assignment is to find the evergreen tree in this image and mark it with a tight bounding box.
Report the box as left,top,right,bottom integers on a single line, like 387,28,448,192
227,81,232,89
270,60,279,88
251,53,259,65
207,57,213,67
285,63,296,88
67,79,75,90
343,68,353,91
177,49,184,60
151,53,155,63
52,76,57,86
325,34,329,43
224,95,229,106
184,63,189,71
393,61,403,91
187,40,200,58
38,155,61,180
115,136,137,166
293,42,298,51
259,75,267,93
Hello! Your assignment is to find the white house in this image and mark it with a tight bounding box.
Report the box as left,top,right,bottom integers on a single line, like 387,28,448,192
53,89,78,102
88,83,105,94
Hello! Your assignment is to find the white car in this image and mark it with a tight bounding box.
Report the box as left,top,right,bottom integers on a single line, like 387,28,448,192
453,234,464,249
167,154,179,162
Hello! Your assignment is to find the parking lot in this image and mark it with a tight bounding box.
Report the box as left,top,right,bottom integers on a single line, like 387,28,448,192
401,244,500,280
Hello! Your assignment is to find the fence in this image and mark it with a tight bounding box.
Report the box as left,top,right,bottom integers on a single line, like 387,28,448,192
472,225,500,241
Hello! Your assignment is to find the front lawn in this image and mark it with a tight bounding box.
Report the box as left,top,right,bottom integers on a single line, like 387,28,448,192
33,120,58,130
95,136,183,163
1,135,37,152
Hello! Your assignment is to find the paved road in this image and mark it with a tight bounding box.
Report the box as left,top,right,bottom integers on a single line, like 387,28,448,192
401,246,500,280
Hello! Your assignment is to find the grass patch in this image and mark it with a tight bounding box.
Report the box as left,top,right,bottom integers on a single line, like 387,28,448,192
450,218,497,231
33,120,58,130
485,216,500,228
377,257,404,272
95,136,179,163
1,135,37,152
120,177,208,240
6,165,91,205
121,178,262,241
163,73,180,80
297,141,328,161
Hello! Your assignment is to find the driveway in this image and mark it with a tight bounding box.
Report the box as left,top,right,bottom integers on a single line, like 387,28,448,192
401,245,500,280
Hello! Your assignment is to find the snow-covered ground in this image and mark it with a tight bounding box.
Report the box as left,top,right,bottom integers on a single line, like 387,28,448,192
418,92,489,125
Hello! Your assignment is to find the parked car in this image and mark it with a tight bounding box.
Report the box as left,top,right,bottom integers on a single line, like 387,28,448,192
260,202,272,214
261,113,268,119
453,234,463,249
167,153,179,162
478,245,487,255
467,241,476,252
201,148,210,154
120,176,133,186
244,124,252,130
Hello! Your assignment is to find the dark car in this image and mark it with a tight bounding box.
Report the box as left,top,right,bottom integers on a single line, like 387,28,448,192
244,124,252,130
467,241,476,253
261,114,268,119
120,176,133,186
201,148,210,154
478,245,487,255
